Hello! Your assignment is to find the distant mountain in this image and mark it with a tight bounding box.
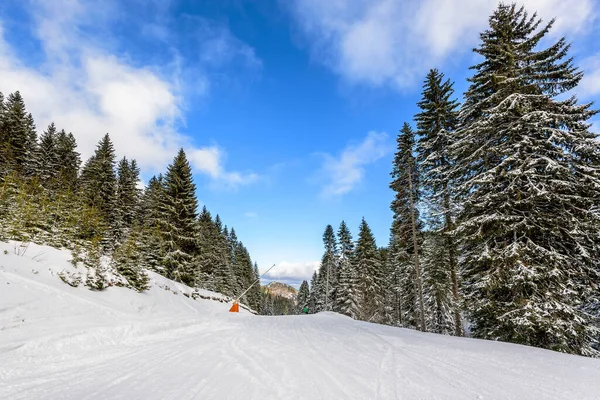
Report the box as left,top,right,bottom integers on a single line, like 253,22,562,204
263,282,298,301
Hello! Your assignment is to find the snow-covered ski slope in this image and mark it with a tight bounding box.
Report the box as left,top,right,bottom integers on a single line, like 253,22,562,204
1,242,599,400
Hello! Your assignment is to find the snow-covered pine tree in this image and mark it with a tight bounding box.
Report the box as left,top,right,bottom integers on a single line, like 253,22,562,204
197,207,233,294
23,113,39,179
390,123,426,331
335,220,360,318
0,92,29,176
55,130,80,190
307,270,319,314
137,175,166,274
315,225,337,311
452,4,600,356
355,218,383,322
38,123,60,187
296,280,310,314
113,227,150,292
421,232,455,334
80,134,118,239
115,157,141,244
159,149,199,286
415,68,462,336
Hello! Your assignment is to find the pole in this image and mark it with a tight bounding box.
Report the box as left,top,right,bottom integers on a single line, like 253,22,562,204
236,263,276,301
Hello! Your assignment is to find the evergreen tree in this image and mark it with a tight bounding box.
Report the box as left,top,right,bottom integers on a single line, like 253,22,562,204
23,113,39,179
198,207,234,294
0,91,29,175
390,123,426,331
80,134,118,231
56,130,81,190
315,225,337,311
296,280,310,314
335,221,360,318
38,123,59,186
116,157,141,237
138,175,166,274
307,270,319,314
354,218,383,322
415,68,462,335
421,233,455,334
159,149,199,286
453,4,600,355
113,227,150,292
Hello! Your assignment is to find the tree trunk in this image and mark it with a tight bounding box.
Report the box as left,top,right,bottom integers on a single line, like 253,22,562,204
407,166,426,332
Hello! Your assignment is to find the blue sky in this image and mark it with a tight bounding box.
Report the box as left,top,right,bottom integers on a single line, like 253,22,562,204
1,0,599,286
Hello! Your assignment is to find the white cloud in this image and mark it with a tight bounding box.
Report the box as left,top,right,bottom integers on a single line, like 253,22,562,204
244,212,259,219
263,261,320,283
0,0,260,189
318,131,390,197
288,0,597,89
187,146,259,189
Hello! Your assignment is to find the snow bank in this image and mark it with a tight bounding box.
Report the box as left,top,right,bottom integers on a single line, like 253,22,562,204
1,241,599,399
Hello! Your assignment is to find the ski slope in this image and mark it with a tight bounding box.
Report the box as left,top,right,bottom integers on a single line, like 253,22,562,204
1,242,599,400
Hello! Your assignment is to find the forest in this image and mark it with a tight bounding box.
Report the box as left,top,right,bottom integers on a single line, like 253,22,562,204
1,3,599,357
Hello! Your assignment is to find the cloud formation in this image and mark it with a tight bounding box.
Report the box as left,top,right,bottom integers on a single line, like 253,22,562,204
0,0,260,188
263,261,320,284
318,131,391,197
288,0,597,89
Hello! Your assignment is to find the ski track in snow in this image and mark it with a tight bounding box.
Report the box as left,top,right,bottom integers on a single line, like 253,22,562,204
1,241,600,400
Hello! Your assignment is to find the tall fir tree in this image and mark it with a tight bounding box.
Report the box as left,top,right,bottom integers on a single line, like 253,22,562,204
23,113,39,179
80,134,118,232
354,218,383,322
314,225,337,312
415,69,463,336
335,221,360,319
390,123,426,331
38,123,60,186
296,280,310,314
452,4,600,355
159,149,199,286
116,157,141,235
0,91,29,175
138,175,166,273
56,130,81,190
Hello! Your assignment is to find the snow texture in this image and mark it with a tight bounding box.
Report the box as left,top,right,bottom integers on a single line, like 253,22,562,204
1,241,599,399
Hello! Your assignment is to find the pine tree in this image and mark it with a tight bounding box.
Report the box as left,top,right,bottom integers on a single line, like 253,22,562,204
56,130,81,190
355,218,383,322
116,157,141,242
390,123,426,331
38,123,60,186
296,280,310,314
335,221,360,318
453,4,600,355
159,149,199,286
415,69,462,336
23,113,39,179
198,207,233,294
315,225,337,311
113,227,150,292
138,175,166,274
307,270,319,314
421,233,455,334
80,134,118,232
0,91,29,175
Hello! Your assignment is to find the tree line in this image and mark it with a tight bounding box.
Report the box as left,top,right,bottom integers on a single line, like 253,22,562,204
299,3,600,357
0,92,262,310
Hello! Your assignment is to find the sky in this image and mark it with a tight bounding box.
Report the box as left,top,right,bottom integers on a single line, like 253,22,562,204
1,0,599,287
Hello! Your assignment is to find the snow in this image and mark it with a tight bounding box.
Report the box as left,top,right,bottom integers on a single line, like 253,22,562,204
1,242,599,400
